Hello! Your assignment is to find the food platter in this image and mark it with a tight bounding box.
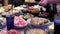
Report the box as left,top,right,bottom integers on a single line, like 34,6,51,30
0,17,6,29
14,16,28,28
24,27,50,34
27,17,51,27
19,13,34,20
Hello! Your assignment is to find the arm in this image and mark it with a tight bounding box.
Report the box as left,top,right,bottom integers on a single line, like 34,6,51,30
39,0,60,5
48,0,60,4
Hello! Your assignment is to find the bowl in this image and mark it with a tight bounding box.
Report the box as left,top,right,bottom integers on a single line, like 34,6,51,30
0,22,6,29
8,29,20,34
27,17,51,27
14,16,28,29
24,27,50,34
0,17,6,29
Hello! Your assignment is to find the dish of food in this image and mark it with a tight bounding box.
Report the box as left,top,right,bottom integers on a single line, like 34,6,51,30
0,30,20,34
0,30,8,34
14,7,25,10
28,7,39,13
14,16,27,27
25,0,35,3
20,5,27,8
0,17,6,28
27,17,50,26
2,12,7,16
0,7,5,13
9,30,20,34
26,29,47,34
31,18,48,25
13,9,20,14
3,5,12,10
19,13,34,19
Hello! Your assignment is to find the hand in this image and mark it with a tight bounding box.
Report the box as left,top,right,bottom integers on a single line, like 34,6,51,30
39,0,48,6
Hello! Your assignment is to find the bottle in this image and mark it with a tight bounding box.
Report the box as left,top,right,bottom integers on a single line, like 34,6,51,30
6,5,14,30
6,15,14,30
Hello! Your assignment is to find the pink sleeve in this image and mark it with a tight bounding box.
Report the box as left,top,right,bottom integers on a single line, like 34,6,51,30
48,0,60,4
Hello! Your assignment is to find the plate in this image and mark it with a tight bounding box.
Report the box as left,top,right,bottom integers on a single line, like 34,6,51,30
24,28,50,34
14,16,27,28
27,17,52,27
0,23,6,29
